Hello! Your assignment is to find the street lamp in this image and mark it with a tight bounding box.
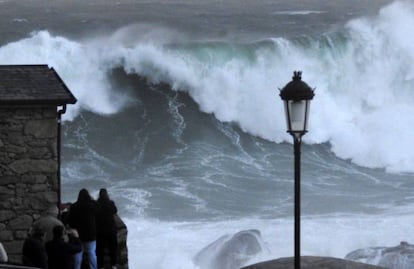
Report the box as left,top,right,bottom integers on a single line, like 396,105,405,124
279,71,315,269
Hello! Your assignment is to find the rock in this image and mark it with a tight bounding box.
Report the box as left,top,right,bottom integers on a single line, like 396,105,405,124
2,240,24,255
8,215,33,230
345,241,414,269
241,256,387,269
114,214,128,269
194,229,264,269
0,230,13,241
24,119,57,138
9,159,57,174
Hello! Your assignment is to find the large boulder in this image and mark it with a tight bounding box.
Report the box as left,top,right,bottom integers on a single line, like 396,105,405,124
114,214,128,269
241,256,386,269
194,229,264,269
345,241,414,269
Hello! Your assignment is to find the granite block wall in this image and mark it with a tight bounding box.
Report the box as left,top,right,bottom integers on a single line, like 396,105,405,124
0,106,58,264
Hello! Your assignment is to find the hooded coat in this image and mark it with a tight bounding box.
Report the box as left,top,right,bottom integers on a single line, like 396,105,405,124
68,189,97,241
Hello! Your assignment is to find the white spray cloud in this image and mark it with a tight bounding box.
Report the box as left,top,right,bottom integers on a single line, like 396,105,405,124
0,31,129,120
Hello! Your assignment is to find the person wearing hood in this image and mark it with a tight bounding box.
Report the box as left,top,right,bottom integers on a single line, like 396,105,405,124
68,189,98,269
96,188,118,269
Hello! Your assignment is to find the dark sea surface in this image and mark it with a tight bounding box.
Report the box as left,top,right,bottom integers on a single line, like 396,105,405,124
3,0,414,268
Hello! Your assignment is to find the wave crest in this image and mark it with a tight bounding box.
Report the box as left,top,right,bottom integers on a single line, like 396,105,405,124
1,1,414,172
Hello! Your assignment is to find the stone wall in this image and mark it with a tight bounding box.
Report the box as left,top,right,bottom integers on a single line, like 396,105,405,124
0,106,59,264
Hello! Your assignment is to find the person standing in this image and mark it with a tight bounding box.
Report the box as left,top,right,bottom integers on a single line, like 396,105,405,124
45,225,82,269
33,206,64,243
96,188,118,269
22,226,48,268
68,189,98,269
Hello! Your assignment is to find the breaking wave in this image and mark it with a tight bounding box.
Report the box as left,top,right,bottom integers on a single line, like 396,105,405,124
0,1,413,172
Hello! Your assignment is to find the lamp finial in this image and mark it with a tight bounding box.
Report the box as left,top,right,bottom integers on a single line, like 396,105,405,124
293,71,302,80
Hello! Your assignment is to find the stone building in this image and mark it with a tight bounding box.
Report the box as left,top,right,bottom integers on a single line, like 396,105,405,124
0,65,76,263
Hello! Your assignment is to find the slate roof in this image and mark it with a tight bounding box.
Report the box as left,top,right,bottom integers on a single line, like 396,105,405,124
0,65,77,106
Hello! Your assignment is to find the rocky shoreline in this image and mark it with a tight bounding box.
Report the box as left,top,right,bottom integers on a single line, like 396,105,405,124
241,256,386,269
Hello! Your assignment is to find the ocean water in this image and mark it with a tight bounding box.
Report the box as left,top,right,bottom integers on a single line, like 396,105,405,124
2,0,414,268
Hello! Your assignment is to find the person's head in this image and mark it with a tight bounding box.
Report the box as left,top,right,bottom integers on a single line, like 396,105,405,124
98,188,109,201
77,188,92,203
30,226,45,239
52,225,65,240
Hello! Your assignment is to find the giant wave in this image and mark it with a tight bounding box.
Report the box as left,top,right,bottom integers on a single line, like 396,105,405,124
0,1,413,175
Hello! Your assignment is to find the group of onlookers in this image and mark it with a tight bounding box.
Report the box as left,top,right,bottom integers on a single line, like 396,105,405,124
19,188,118,269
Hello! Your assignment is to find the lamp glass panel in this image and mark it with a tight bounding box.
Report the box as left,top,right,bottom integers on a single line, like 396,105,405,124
283,101,291,131
304,101,311,131
289,100,306,132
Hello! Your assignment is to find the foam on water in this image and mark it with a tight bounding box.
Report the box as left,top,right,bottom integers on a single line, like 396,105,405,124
124,212,414,269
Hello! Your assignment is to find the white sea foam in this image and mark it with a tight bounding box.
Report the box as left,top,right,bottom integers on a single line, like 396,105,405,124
0,1,413,173
272,10,326,15
124,212,414,269
12,18,29,23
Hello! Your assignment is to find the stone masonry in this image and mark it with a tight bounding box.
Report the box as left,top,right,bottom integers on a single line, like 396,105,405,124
0,106,59,263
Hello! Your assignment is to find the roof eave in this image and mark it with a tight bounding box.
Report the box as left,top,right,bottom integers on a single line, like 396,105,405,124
0,98,77,106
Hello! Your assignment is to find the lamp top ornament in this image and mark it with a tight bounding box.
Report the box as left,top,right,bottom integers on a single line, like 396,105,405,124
279,71,315,101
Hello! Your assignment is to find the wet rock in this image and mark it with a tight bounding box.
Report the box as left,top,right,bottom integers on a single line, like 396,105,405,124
194,229,263,269
346,241,414,269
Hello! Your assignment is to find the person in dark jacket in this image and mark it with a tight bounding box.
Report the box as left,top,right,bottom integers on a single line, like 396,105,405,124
22,226,48,268
96,188,118,269
68,189,98,269
45,225,82,269
33,206,64,243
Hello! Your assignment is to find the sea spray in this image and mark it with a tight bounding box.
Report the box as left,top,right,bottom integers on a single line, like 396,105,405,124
0,31,130,119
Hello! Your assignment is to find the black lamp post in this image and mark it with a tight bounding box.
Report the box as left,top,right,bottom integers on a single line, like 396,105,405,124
279,71,315,269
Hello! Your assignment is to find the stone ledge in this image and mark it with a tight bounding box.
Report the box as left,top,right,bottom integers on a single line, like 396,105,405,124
241,256,386,269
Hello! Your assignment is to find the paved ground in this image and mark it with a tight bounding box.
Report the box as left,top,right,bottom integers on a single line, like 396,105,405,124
241,256,386,269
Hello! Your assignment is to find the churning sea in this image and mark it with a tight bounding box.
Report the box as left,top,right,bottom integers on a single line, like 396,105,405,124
2,0,414,268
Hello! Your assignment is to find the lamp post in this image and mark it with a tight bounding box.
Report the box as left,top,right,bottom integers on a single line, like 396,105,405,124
279,71,314,269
